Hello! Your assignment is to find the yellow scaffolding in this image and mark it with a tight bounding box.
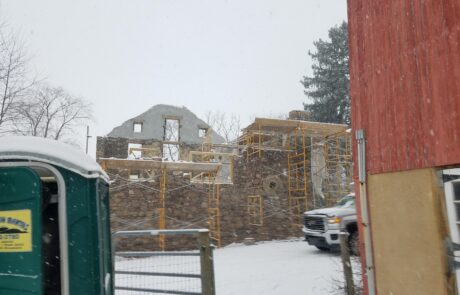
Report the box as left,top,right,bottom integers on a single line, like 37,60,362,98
247,195,264,226
126,147,162,181
287,128,309,227
192,126,235,184
201,127,213,153
241,129,289,162
240,118,347,159
208,179,221,247
188,151,234,185
158,168,167,250
240,117,351,226
245,126,264,160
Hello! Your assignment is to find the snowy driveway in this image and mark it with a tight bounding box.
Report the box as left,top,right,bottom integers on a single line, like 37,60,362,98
214,239,342,295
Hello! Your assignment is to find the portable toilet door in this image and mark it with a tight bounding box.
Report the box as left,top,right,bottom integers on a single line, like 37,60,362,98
0,136,113,295
0,166,45,294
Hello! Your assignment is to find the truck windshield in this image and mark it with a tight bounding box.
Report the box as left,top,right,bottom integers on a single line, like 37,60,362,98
335,196,355,208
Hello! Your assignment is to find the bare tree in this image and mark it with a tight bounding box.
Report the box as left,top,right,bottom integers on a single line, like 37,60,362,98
204,110,241,143
14,84,92,140
0,24,35,133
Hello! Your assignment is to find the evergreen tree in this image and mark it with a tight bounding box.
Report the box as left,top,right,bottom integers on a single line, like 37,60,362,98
301,22,350,125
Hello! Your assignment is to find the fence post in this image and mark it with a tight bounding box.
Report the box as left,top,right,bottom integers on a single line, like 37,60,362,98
199,230,216,295
340,231,355,295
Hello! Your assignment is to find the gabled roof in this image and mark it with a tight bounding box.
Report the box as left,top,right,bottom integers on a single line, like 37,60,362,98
107,104,225,144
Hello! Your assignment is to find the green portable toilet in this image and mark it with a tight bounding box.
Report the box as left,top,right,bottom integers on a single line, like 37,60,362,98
0,136,113,295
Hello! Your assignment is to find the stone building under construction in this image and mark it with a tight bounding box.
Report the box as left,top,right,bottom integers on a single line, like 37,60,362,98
96,104,352,250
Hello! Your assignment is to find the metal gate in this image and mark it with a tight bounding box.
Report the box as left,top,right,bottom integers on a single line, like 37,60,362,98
112,229,215,295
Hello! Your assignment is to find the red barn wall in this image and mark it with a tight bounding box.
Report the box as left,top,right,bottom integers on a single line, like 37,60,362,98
348,0,460,175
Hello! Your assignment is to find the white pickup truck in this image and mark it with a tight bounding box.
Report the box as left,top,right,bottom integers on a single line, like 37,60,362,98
302,194,359,255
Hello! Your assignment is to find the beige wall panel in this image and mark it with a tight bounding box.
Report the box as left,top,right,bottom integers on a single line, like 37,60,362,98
368,168,451,295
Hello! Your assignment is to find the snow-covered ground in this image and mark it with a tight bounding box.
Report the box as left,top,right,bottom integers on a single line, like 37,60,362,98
214,239,343,295
115,238,347,295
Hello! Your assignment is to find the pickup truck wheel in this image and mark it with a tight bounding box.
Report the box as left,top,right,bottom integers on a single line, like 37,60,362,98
348,231,359,256
315,246,330,252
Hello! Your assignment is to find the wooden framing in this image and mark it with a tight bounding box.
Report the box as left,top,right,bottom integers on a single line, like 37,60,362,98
243,118,348,136
128,147,162,159
99,158,221,173
188,151,235,184
239,118,348,159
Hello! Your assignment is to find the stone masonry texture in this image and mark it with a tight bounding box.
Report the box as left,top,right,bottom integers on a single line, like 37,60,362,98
98,136,306,251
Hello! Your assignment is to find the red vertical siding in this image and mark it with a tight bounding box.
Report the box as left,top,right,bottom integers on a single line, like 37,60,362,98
348,1,460,293
348,0,460,175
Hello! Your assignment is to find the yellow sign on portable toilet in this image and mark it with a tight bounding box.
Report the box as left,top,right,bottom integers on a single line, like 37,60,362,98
0,209,33,252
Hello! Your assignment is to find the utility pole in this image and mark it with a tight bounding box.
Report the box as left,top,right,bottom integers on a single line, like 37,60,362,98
86,125,91,154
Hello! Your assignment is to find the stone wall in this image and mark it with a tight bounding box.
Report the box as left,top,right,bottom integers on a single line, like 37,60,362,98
98,136,307,251
219,153,300,246
110,170,206,251
97,136,200,160
97,136,129,159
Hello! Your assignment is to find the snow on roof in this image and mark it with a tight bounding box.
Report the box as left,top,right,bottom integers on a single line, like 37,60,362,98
107,104,226,144
0,136,108,181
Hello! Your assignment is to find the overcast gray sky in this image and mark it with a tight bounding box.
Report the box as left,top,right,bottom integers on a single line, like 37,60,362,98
1,0,347,155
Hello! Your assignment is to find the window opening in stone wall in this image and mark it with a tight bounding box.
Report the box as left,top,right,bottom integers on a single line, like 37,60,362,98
163,144,180,161
199,128,208,138
129,170,140,180
133,122,143,133
128,143,142,159
164,119,180,142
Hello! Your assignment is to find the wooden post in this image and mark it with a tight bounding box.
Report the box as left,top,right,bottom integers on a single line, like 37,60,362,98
340,231,355,295
199,230,216,295
158,168,167,250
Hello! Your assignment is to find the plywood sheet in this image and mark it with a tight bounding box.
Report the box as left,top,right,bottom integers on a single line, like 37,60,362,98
367,168,450,295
